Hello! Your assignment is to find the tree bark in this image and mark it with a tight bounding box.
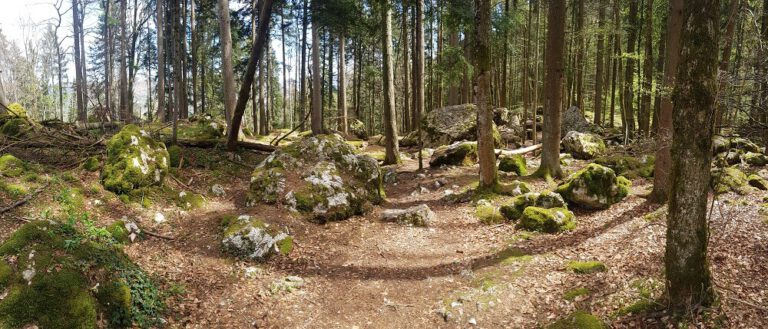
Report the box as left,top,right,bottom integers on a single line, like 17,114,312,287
639,0,653,136
382,0,400,165
474,0,497,188
665,0,718,311
715,0,740,133
300,1,308,131
225,0,275,151
594,0,606,125
156,0,166,121
623,0,639,137
120,0,130,122
533,0,565,180
415,0,425,169
338,33,348,134
311,4,323,135
73,0,86,122
402,3,411,132
218,0,236,126
104,0,112,120
650,0,682,203
191,0,198,115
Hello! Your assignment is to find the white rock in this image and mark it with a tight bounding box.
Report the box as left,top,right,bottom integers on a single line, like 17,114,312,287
153,212,166,224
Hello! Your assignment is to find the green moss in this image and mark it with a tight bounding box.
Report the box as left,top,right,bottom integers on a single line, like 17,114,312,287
594,155,655,179
22,172,40,183
0,118,27,137
82,156,101,172
476,202,504,225
546,311,605,329
168,145,183,168
499,155,527,175
556,164,631,209
176,191,205,209
567,261,606,274
493,180,531,196
563,287,591,301
5,103,27,117
0,182,28,198
429,142,478,167
517,207,575,233
500,193,539,221
711,166,751,195
496,247,532,265
95,280,132,327
0,154,25,177
0,260,11,286
107,221,130,244
276,236,294,255
101,124,170,194
747,174,768,191
616,299,661,317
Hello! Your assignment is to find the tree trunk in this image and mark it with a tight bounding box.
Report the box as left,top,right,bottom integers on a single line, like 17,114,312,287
415,0,425,169
402,2,411,133
281,7,288,128
73,0,85,122
382,0,400,165
715,0,740,133
300,0,308,131
623,0,639,137
649,0,682,203
311,5,323,135
534,0,565,180
594,0,606,125
639,0,653,136
191,0,198,115
156,0,166,121
338,33,348,134
575,0,585,111
474,0,497,188
120,0,129,122
665,0,718,311
609,0,621,128
218,0,235,126
104,0,112,120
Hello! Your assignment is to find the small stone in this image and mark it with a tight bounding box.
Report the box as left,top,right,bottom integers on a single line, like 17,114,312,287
381,204,435,227
468,318,477,325
153,212,166,224
211,184,226,197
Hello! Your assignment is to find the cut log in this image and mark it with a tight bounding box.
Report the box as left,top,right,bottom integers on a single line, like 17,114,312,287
495,143,542,156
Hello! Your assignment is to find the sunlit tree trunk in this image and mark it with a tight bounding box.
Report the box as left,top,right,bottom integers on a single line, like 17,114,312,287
311,3,322,135
218,0,235,126
474,0,496,188
639,0,653,136
382,0,400,165
156,0,166,121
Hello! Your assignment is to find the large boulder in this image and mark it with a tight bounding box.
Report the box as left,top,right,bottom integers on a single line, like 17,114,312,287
0,220,165,328
711,166,752,194
743,152,768,166
403,104,501,148
498,154,527,175
500,191,566,221
349,119,368,140
748,174,768,190
561,106,594,136
0,103,30,138
381,204,435,227
556,164,631,209
221,215,293,260
101,124,170,194
594,155,655,179
429,141,477,167
562,131,606,160
247,134,384,222
518,207,575,233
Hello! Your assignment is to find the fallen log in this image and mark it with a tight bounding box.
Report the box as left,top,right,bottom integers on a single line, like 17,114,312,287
495,143,542,156
174,138,276,152
75,121,120,130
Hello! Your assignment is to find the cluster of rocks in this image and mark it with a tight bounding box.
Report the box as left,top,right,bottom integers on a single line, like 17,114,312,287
713,136,767,167
710,135,768,194
499,191,575,233
220,214,293,260
401,104,502,148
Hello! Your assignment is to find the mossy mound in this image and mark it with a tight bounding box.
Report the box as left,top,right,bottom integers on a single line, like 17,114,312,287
182,114,226,139
743,152,768,166
562,131,606,160
5,103,27,118
730,137,761,153
429,141,477,167
0,154,26,177
711,166,752,195
594,155,655,179
546,311,606,329
556,164,631,209
101,124,170,194
476,200,505,225
400,104,502,148
499,154,527,175
493,180,532,196
500,191,566,221
81,156,101,172
517,207,575,233
0,182,28,199
221,215,293,260
248,134,384,222
0,104,30,138
168,145,183,168
348,119,368,140
0,220,165,328
748,174,768,190
567,260,607,274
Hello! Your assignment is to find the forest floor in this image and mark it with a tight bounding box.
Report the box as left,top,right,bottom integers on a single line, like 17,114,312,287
1,142,767,328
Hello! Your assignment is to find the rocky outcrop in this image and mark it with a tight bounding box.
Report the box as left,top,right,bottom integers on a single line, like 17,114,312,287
560,106,594,136
594,155,654,179
562,131,606,160
221,215,293,260
711,166,752,194
556,164,631,209
401,104,501,148
247,134,384,222
500,191,566,221
101,125,170,194
349,119,368,140
498,154,527,175
748,174,768,190
429,141,478,167
381,204,434,227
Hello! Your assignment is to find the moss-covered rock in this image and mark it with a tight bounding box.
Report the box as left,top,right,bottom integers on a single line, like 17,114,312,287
381,204,434,227
711,166,752,194
348,119,368,140
498,154,527,175
556,164,631,209
712,135,730,154
476,200,505,225
221,215,293,260
0,104,29,138
730,137,761,153
562,131,606,160
429,141,477,167
546,311,605,329
402,104,502,148
493,180,532,196
5,103,27,118
743,152,768,166
81,156,101,172
0,154,25,177
182,114,226,139
248,134,384,222
518,207,575,233
748,174,768,191
101,124,170,194
567,260,607,274
500,191,566,221
594,155,655,179
0,220,164,328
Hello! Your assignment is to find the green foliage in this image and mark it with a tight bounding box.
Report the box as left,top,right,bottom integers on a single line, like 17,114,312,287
563,287,591,301
567,261,607,274
5,103,27,118
82,156,101,172
546,311,606,329
0,118,27,137
0,181,28,199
